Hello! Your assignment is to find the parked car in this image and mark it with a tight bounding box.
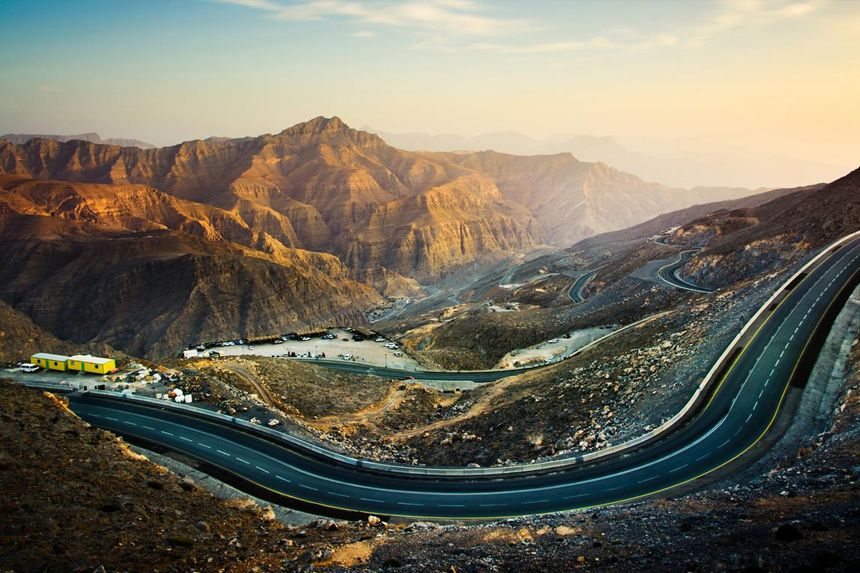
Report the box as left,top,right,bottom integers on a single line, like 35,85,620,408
385,342,397,349
374,337,385,342
343,354,353,360
394,352,403,357
19,363,40,373
301,336,311,341
548,338,559,343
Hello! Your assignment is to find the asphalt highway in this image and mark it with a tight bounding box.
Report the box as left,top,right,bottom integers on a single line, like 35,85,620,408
68,235,860,519
567,268,599,303
293,360,528,382
656,248,715,293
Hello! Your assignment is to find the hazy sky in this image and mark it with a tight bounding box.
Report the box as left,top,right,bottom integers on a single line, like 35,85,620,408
1,0,859,166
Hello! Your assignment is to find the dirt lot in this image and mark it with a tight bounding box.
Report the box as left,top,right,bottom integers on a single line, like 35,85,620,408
210,328,423,371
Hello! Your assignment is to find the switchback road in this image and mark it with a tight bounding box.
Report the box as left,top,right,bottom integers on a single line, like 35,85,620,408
66,233,860,519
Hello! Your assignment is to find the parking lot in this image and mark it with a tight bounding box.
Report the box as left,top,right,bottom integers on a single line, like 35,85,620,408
204,328,423,371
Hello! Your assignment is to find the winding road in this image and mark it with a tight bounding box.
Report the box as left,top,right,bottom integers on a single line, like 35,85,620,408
60,233,860,520
567,268,600,303
656,248,715,293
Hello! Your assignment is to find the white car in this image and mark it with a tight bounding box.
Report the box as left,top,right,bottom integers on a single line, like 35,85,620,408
343,354,353,360
19,363,40,373
548,338,559,344
385,342,397,349
374,337,385,342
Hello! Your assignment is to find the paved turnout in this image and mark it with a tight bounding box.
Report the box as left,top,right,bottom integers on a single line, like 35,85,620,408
69,235,860,519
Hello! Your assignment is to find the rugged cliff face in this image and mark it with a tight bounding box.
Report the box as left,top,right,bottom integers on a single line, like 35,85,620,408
0,207,380,358
1,117,752,282
0,118,546,282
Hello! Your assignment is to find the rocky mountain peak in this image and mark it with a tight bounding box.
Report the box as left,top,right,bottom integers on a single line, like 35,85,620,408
277,116,382,148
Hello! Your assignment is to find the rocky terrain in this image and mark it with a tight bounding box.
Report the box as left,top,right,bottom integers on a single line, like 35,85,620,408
0,378,300,573
0,117,766,282
0,204,379,358
384,168,858,373
213,268,782,467
671,167,860,289
0,117,777,360
3,298,859,572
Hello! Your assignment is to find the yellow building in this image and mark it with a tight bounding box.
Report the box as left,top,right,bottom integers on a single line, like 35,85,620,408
67,355,117,375
30,353,71,371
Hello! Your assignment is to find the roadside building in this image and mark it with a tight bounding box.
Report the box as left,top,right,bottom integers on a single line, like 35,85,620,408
352,327,375,338
67,355,117,374
30,353,71,371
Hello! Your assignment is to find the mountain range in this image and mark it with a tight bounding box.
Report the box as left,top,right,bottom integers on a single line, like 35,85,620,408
0,116,787,356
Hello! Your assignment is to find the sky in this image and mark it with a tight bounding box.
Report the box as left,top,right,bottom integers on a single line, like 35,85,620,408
1,0,859,168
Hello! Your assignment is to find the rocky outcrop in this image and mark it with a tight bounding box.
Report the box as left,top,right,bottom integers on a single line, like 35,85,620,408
0,210,380,358
671,166,860,288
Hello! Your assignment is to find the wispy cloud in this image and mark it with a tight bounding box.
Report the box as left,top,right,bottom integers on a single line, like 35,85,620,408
467,37,613,55
459,0,826,55
687,0,827,47
215,0,827,55
214,0,532,37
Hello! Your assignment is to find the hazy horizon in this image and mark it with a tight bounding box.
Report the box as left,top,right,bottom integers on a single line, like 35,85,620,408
2,0,859,171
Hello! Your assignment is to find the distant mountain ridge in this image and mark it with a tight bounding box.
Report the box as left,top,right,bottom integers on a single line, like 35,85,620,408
365,126,847,189
0,132,155,149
